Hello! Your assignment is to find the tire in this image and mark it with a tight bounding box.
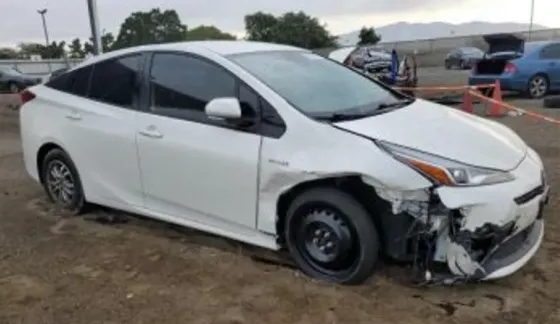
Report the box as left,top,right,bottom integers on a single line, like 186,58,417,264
41,148,87,215
543,95,560,109
8,82,20,94
527,74,549,99
444,61,451,70
284,187,380,285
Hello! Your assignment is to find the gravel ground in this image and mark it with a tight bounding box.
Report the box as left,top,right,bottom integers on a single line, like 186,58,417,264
1,69,560,324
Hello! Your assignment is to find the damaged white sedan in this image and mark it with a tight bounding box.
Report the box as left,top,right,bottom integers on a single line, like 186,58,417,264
20,41,549,286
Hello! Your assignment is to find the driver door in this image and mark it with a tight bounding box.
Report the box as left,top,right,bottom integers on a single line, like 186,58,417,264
135,52,262,230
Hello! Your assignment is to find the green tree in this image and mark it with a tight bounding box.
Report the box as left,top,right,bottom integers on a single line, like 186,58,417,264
18,41,65,59
113,8,187,49
84,32,116,54
69,38,85,58
358,27,381,45
245,11,336,49
244,12,278,43
185,25,236,41
0,47,19,59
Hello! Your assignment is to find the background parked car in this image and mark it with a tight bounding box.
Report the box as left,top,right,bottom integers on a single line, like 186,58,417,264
47,67,71,81
469,33,560,98
0,67,42,93
444,46,484,70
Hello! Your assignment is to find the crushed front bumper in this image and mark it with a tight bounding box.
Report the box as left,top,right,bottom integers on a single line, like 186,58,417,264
432,148,548,283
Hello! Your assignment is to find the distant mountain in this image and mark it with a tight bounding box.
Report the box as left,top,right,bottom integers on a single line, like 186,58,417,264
336,21,549,46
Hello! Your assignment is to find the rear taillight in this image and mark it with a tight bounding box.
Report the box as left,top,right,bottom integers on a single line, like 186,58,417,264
504,62,517,73
20,90,36,104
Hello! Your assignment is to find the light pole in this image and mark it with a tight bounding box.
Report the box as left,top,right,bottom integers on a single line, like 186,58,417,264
528,0,535,41
87,0,103,55
37,9,50,47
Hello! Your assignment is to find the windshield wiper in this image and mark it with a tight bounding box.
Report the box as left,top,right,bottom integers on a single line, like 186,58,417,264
316,112,374,122
377,98,415,110
315,98,415,122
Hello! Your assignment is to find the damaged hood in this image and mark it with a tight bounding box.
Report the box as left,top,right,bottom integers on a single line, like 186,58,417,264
334,99,527,171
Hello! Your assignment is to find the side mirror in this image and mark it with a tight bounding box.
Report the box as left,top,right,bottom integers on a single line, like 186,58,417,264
205,97,242,120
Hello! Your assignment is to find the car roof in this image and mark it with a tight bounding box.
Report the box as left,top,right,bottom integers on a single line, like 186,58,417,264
75,41,304,69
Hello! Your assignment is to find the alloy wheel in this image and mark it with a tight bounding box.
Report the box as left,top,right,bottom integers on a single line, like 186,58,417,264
45,160,76,206
529,76,548,98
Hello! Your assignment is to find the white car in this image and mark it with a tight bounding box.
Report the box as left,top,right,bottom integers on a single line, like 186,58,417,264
19,41,549,285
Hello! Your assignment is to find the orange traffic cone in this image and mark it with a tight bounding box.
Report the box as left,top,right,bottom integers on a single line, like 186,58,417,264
462,89,474,113
486,80,503,117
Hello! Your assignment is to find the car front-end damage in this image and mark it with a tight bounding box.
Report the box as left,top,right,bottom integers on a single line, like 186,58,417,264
369,144,549,285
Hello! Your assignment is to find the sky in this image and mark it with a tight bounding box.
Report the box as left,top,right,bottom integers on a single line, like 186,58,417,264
0,0,558,47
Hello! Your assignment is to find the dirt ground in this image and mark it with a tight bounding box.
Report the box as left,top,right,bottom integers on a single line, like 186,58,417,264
1,75,560,323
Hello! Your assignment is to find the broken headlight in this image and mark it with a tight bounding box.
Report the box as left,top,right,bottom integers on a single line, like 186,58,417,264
378,141,515,186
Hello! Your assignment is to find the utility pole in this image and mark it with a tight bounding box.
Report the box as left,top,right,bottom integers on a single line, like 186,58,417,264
528,0,535,41
37,9,50,46
87,0,103,55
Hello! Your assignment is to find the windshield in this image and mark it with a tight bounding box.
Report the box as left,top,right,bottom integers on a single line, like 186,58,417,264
227,50,406,119
0,67,22,76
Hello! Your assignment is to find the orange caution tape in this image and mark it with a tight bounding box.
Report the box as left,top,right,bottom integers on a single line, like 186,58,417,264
392,83,496,91
468,90,560,125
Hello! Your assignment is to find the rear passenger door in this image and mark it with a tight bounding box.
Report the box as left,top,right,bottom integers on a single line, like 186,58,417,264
49,54,145,208
539,44,560,89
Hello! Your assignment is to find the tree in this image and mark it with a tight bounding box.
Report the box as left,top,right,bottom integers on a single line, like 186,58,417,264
244,11,336,49
69,38,85,58
84,32,116,55
0,47,19,59
244,12,278,43
358,27,381,45
18,41,66,59
113,8,187,50
185,25,236,41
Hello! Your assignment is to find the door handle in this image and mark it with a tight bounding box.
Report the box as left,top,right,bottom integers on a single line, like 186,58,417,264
138,126,163,139
65,111,82,121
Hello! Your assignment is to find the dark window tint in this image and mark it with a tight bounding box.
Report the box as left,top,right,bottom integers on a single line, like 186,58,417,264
88,55,141,107
239,83,259,119
540,44,560,59
150,53,236,117
46,66,92,97
67,66,93,97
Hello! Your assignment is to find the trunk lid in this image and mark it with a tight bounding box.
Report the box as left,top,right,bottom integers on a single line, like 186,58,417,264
473,34,525,75
483,33,525,55
334,99,527,171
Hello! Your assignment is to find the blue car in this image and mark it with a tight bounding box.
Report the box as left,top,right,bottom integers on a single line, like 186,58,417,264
469,34,560,98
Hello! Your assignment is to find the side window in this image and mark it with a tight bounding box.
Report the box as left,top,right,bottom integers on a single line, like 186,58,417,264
88,55,141,108
540,44,560,59
239,82,259,119
67,66,93,97
149,53,236,119
45,66,92,97
261,99,286,138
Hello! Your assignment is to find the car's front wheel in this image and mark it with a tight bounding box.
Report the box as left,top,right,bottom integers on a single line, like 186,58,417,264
284,187,379,285
41,148,87,214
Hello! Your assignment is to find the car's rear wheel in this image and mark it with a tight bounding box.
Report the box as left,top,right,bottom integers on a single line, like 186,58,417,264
41,148,87,214
284,187,379,285
527,75,549,99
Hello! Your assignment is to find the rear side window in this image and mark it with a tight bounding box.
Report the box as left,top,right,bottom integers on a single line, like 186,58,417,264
46,65,92,97
540,44,560,59
88,55,141,108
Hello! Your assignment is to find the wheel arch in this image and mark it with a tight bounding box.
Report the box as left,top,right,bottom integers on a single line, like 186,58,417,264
275,175,390,248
